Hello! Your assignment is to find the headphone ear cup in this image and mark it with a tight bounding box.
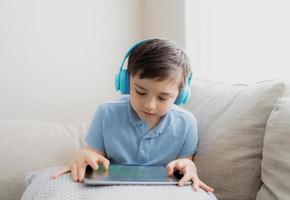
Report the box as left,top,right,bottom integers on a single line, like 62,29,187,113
182,87,191,104
115,71,121,91
119,69,130,94
125,70,130,94
175,85,190,105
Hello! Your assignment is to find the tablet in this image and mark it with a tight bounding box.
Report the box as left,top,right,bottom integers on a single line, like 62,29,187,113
83,164,189,185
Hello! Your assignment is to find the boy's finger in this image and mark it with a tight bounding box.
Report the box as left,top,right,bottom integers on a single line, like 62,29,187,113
97,156,110,171
52,166,70,179
77,165,86,182
102,160,110,171
71,163,78,182
175,161,186,171
192,179,199,191
87,159,99,170
200,181,214,193
178,173,191,187
166,161,177,176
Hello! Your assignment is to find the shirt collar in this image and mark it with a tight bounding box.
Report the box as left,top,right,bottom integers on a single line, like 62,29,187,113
127,99,144,126
127,97,172,136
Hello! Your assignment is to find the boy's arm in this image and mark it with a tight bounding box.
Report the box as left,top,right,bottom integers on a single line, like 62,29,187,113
52,145,110,182
166,156,214,193
53,105,109,181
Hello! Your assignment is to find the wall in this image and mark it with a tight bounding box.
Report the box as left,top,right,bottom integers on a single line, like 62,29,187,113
141,0,186,48
0,0,186,123
0,0,142,122
185,0,290,83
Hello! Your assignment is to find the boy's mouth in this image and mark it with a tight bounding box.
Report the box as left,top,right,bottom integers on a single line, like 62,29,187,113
142,111,156,117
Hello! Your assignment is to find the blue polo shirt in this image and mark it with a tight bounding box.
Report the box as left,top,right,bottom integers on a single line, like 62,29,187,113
85,96,198,166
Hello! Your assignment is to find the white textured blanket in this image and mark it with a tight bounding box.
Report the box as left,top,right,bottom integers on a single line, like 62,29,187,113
22,167,217,200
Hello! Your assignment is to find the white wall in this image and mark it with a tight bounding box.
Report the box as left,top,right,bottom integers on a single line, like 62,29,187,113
186,0,290,83
0,0,142,122
0,0,187,123
141,0,186,48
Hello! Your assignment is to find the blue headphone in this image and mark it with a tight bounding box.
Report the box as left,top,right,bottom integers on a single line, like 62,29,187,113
115,39,192,105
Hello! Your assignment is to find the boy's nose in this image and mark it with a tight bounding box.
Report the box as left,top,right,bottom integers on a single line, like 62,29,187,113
144,98,156,111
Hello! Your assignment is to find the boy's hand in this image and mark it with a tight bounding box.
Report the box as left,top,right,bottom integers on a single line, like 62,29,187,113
166,158,214,193
52,148,110,182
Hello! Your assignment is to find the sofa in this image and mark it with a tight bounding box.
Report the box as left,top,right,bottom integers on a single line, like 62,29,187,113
1,79,290,200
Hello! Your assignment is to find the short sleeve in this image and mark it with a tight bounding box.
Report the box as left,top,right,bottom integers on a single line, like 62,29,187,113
178,114,198,157
85,105,105,152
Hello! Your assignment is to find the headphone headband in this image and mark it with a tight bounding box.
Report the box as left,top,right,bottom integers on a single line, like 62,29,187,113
119,39,150,71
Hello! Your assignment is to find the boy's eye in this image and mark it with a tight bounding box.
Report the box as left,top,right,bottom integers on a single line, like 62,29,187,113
136,90,146,96
159,96,168,101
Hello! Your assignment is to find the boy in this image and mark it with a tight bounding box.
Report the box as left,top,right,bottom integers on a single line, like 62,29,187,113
53,39,214,192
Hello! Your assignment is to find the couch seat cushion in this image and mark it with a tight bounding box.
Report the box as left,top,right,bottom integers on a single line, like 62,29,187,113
0,120,88,200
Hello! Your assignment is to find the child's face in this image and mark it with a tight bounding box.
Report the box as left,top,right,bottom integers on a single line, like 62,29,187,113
129,75,180,128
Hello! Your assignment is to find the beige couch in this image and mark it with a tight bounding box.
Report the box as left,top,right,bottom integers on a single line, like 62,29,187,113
1,79,290,200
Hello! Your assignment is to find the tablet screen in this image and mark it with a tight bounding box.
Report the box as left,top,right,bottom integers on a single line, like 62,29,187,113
84,164,186,185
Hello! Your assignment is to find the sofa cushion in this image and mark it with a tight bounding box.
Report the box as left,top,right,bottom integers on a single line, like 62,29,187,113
0,120,88,200
256,97,290,200
184,80,285,200
22,167,217,200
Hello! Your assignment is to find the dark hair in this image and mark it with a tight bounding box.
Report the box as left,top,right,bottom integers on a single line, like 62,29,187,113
127,39,191,88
